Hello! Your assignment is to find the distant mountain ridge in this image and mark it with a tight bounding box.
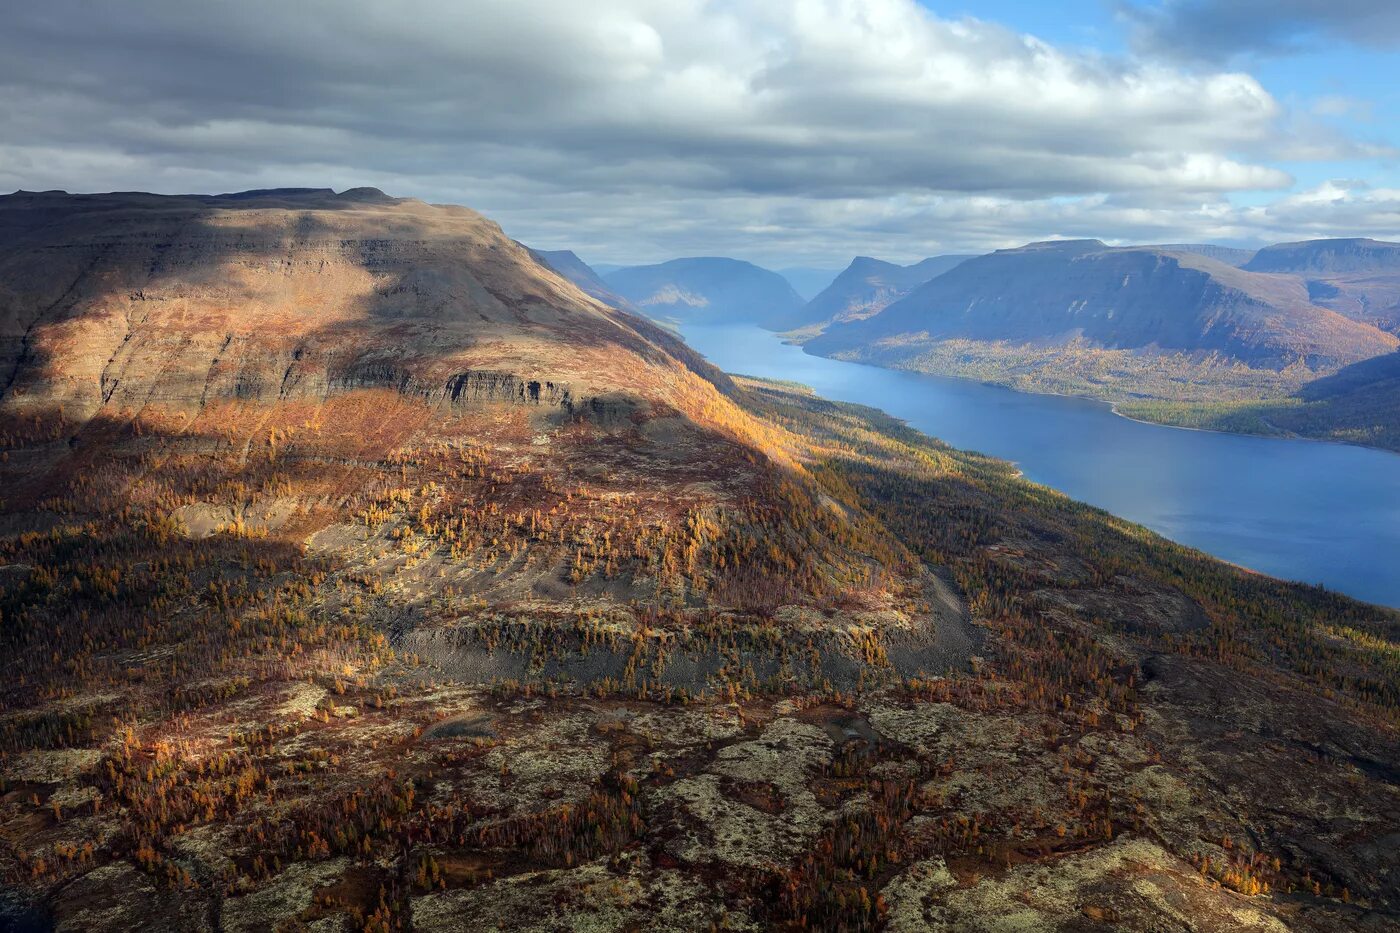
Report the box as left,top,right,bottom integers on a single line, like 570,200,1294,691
1152,244,1256,267
795,254,973,330
525,247,634,310
1245,238,1400,275
603,257,804,329
809,239,1395,369
1243,238,1400,333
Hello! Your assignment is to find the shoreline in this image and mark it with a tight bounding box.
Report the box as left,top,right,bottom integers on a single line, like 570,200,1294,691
782,333,1399,458
688,322,1400,610
735,360,1396,612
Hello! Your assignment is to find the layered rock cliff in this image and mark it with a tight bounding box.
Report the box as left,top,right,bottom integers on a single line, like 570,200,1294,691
0,188,724,424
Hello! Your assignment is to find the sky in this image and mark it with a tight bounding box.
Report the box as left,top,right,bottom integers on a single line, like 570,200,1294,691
2,1,1399,268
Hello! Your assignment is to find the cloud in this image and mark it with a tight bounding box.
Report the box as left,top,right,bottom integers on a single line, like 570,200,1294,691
1120,0,1400,63
1239,181,1400,238
0,0,1389,264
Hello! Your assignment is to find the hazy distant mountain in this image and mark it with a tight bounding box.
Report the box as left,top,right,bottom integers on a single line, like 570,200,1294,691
603,257,804,328
1245,238,1400,275
810,239,1396,370
1152,244,1256,267
526,247,633,310
777,266,844,301
795,255,973,329
1243,239,1400,332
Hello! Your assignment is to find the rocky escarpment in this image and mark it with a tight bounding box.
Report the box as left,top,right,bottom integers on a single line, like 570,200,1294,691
0,189,717,426
99,335,585,418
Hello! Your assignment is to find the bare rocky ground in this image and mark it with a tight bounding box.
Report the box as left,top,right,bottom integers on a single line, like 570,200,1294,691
1,191,1397,931
5,666,1391,931
2,384,1393,931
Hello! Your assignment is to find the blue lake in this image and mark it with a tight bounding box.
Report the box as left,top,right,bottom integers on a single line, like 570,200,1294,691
679,323,1400,609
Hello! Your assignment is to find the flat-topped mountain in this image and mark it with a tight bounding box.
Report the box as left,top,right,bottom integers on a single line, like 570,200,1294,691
603,256,804,328
1245,237,1400,275
795,254,973,329
1243,238,1400,332
809,239,1397,369
0,188,725,425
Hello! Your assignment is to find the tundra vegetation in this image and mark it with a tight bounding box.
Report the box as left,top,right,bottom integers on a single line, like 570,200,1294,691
1,379,1397,932
0,191,1396,931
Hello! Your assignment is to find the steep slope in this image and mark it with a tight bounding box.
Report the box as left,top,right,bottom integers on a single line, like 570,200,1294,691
0,189,733,425
525,247,633,310
1298,346,1400,400
603,257,804,328
1244,238,1400,332
1,187,949,654
800,239,1399,430
1288,350,1400,447
0,189,943,718
794,254,973,330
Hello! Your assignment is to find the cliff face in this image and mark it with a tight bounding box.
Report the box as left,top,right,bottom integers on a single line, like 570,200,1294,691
0,189,722,423
809,240,1397,370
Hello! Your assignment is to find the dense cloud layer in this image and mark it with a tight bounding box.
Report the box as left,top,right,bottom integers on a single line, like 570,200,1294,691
0,0,1393,263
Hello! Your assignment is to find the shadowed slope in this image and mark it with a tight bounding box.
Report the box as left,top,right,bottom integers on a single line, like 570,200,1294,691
793,254,973,330
0,189,736,426
811,239,1396,369
524,247,634,311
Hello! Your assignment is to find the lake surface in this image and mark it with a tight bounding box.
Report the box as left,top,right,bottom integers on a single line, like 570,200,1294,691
679,323,1400,608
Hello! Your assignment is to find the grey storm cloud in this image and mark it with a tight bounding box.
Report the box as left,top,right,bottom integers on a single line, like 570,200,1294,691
1121,0,1400,63
0,0,1393,264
